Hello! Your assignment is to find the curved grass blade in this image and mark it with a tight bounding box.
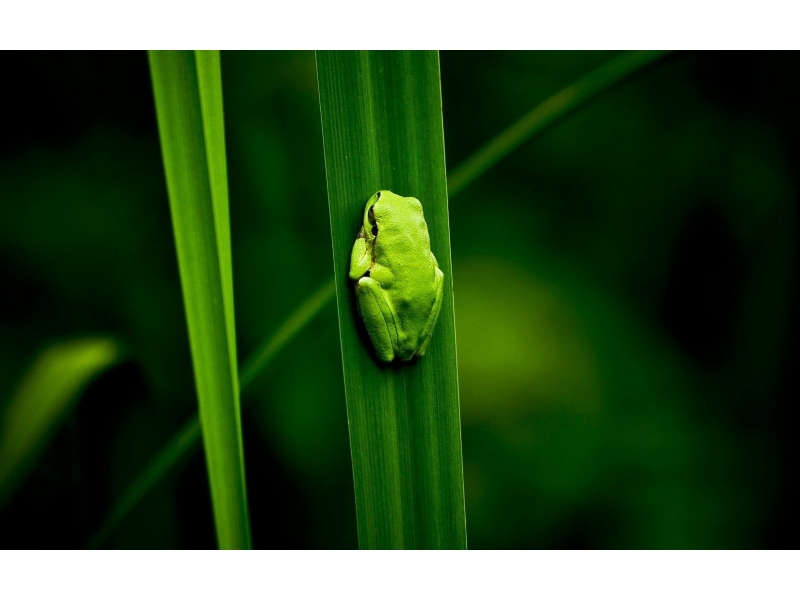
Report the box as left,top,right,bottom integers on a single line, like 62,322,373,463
94,50,666,546
88,279,335,548
447,50,670,196
149,50,250,550
240,280,336,389
0,337,121,508
87,416,200,549
317,50,466,549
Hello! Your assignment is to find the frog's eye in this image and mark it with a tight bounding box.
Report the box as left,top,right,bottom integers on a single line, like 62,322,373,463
368,206,378,236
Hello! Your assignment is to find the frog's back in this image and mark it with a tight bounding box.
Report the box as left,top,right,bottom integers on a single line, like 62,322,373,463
372,194,437,289
371,194,441,358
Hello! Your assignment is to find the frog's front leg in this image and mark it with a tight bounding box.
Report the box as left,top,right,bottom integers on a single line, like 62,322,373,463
349,232,371,280
355,277,399,362
415,266,445,358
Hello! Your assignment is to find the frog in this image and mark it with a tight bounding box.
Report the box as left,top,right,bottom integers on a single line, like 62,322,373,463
348,190,444,362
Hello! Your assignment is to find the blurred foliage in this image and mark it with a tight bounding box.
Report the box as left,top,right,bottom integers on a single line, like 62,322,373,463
0,337,121,507
0,51,796,549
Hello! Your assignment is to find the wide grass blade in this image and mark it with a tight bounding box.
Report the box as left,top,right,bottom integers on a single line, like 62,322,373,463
149,50,250,550
0,337,121,507
95,50,666,546
316,50,466,549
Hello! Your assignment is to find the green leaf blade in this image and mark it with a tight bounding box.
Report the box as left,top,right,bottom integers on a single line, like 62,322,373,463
316,50,466,550
148,50,251,550
0,337,121,507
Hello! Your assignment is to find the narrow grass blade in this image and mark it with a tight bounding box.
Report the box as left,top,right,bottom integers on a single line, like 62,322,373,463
94,50,667,546
0,337,121,507
447,50,670,196
149,50,250,550
317,51,466,549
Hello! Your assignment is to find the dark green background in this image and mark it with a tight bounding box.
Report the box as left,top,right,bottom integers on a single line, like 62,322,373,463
0,51,797,549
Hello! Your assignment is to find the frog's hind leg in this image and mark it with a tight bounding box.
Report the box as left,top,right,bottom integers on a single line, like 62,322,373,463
356,277,399,362
415,267,445,358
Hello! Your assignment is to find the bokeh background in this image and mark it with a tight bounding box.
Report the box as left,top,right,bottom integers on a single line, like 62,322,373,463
0,51,797,549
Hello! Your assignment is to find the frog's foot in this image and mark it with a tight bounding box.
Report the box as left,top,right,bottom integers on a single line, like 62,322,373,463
356,276,399,362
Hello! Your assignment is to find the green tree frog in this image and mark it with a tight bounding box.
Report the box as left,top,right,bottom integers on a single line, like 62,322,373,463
349,190,444,362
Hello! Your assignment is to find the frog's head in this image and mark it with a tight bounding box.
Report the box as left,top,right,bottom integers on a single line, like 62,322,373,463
363,190,420,240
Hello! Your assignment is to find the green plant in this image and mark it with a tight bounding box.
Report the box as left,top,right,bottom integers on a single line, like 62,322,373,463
149,50,251,550
0,337,121,508
317,51,466,549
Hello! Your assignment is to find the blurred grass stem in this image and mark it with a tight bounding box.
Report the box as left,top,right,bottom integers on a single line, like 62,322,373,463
447,50,669,196
88,279,335,548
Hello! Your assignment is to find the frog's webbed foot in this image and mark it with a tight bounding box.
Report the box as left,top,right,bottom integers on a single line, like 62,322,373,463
355,276,398,362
